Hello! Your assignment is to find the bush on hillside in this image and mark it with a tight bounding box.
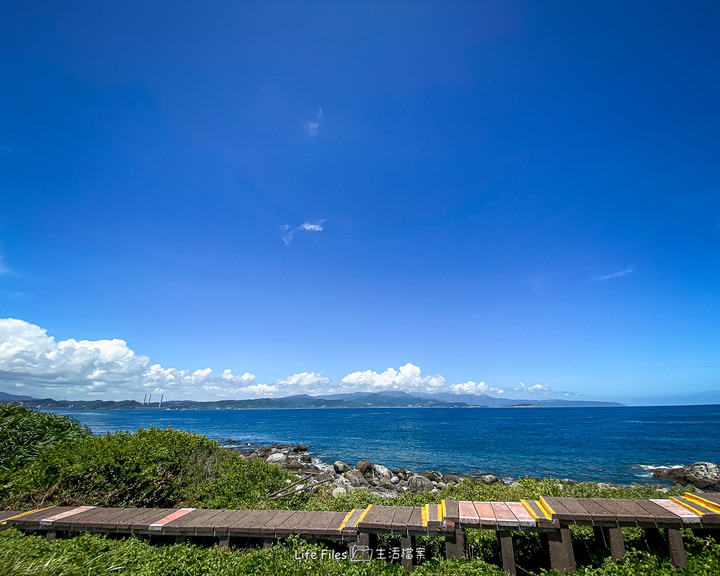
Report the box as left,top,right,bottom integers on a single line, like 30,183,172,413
0,404,91,478
1,426,294,510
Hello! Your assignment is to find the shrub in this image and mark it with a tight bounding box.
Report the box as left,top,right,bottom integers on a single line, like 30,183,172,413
0,405,91,479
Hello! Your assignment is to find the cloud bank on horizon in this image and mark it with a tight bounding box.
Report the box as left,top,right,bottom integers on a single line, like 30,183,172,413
0,318,549,401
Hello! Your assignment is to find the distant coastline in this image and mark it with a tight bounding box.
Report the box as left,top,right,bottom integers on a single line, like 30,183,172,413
0,389,624,410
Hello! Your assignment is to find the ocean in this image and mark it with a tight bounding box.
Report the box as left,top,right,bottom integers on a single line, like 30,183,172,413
44,404,720,485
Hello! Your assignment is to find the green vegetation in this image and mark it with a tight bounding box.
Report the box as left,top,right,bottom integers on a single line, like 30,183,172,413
0,405,712,575
0,404,91,482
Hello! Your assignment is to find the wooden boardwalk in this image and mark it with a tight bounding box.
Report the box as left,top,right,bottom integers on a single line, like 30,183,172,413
2,493,719,573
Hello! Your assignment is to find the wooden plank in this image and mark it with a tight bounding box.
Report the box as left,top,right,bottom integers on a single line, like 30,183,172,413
129,509,178,530
506,502,537,528
228,510,270,534
551,497,593,523
590,499,635,524
633,500,682,526
427,504,442,527
260,510,297,535
650,499,701,525
699,493,720,505
602,499,652,526
161,509,216,529
294,511,340,535
81,508,150,531
673,496,720,525
492,502,520,528
391,506,415,533
148,508,195,531
458,501,479,525
342,509,365,531
444,500,459,522
406,507,425,532
473,502,496,527
274,511,304,535
6,507,69,528
541,497,576,522
189,510,246,534
358,505,397,531
39,506,96,526
576,499,618,524
0,511,23,524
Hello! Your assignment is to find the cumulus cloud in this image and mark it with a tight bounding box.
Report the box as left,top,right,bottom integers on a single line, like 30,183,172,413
1,319,553,401
280,219,326,246
0,319,258,400
339,363,446,394
449,380,504,395
593,267,633,281
513,382,550,394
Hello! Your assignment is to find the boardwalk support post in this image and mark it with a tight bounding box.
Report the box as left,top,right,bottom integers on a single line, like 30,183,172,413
605,528,625,561
218,534,229,549
497,531,516,575
445,528,464,559
666,528,687,570
45,530,56,542
546,527,576,573
358,531,378,551
401,535,415,571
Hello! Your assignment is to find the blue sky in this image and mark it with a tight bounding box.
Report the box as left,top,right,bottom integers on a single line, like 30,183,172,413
1,1,718,404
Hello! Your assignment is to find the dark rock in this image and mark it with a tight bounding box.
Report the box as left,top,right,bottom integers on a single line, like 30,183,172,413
408,475,435,492
257,446,271,457
334,460,352,474
479,474,501,485
225,439,238,444
356,460,373,475
343,469,367,487
443,474,459,484
380,481,394,490
293,444,309,453
651,462,720,490
300,455,312,463
285,459,303,470
420,471,441,482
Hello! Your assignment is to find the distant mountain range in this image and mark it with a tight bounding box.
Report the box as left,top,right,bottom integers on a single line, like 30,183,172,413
0,389,623,409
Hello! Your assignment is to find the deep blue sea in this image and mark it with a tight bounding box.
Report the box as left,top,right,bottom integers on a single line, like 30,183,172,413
45,405,720,485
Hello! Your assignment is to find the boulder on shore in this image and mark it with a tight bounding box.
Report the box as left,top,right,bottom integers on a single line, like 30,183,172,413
651,462,720,490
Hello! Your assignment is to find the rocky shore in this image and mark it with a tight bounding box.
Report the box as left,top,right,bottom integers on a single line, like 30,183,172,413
228,442,720,497
229,442,500,498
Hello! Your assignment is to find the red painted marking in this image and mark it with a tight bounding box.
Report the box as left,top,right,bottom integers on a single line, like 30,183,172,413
148,508,195,529
491,502,517,525
41,506,95,523
459,501,479,521
506,502,536,526
650,499,701,523
473,502,495,523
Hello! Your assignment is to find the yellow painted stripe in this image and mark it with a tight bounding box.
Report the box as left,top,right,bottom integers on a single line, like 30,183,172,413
670,496,705,516
536,499,553,520
355,505,373,526
436,503,442,522
440,499,446,521
1,507,52,526
539,496,556,516
684,493,720,514
421,505,428,527
521,499,539,520
338,509,356,531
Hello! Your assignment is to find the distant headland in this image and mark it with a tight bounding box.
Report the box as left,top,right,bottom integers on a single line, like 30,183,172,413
0,389,623,410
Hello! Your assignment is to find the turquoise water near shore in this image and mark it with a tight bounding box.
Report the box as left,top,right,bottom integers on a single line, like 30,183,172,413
45,404,720,485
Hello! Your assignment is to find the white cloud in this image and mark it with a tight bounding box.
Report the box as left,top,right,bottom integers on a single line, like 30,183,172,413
593,267,633,281
513,382,550,394
339,363,447,394
304,108,323,137
280,219,326,246
0,319,258,400
449,380,504,395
